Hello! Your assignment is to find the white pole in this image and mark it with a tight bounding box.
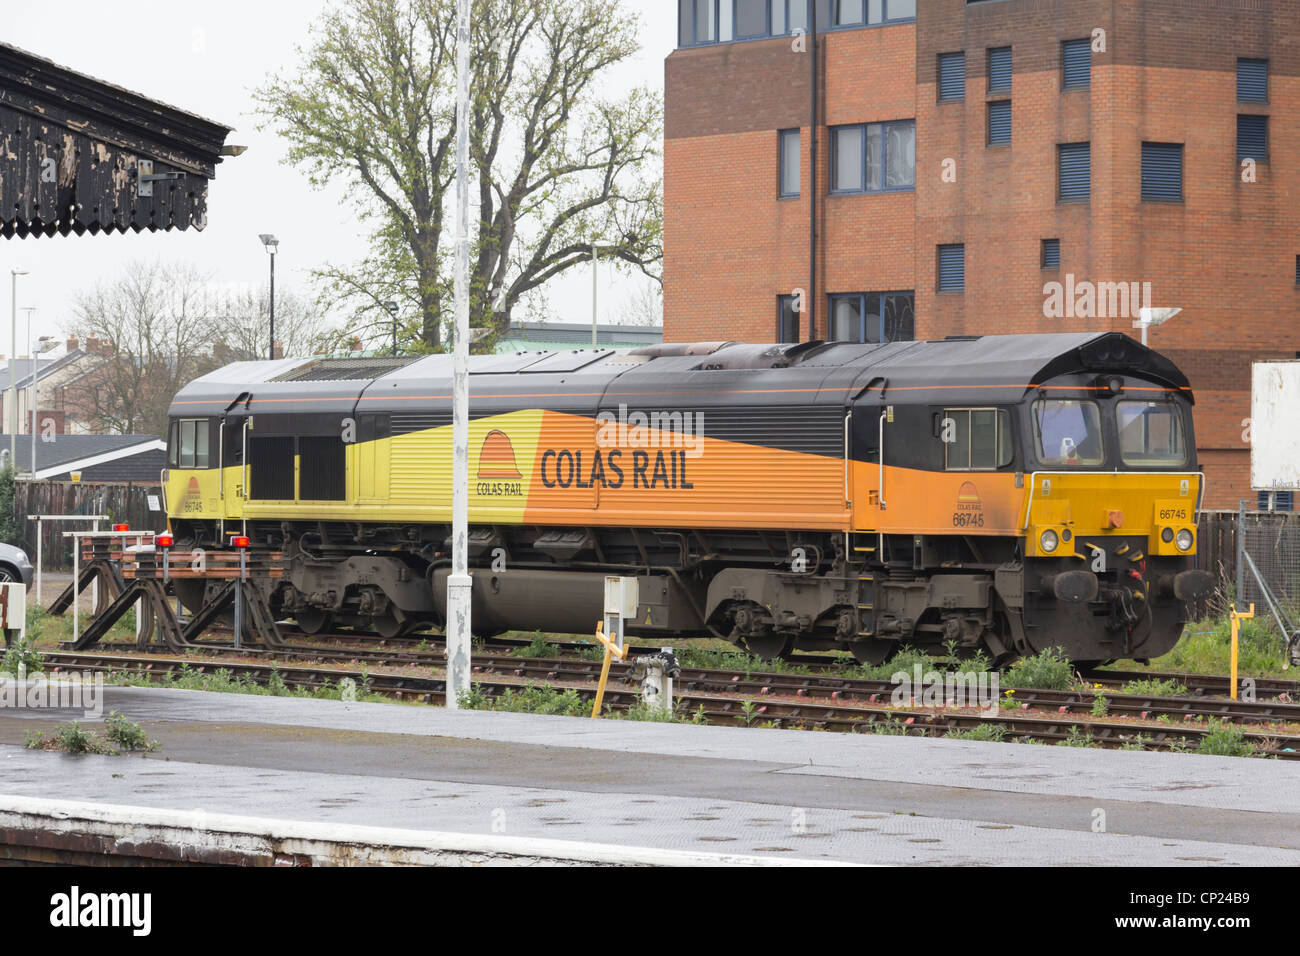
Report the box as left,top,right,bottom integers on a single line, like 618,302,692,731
9,270,20,466
591,244,598,348
445,0,473,709
34,517,41,607
72,532,79,646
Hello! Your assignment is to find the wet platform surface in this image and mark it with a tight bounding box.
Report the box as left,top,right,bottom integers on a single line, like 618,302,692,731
0,684,1296,865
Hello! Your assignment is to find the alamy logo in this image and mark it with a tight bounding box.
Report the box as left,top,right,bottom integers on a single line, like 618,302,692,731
49,886,151,936
891,664,1000,716
595,403,705,458
1042,274,1153,320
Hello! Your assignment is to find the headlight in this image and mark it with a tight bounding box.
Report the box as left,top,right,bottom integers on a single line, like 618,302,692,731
1176,529,1194,552
1161,527,1174,543
1040,529,1059,553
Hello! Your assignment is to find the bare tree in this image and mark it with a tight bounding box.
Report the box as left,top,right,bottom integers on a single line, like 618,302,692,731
614,280,662,327
210,285,345,362
64,261,219,436
256,0,662,352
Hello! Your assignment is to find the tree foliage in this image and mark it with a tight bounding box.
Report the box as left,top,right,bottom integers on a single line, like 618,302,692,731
255,0,662,351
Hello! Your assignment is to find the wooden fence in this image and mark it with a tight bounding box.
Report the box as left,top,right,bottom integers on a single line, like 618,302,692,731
16,480,163,571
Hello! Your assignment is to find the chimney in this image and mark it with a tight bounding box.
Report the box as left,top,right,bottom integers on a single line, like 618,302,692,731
348,337,362,352
272,340,284,360
66,336,79,352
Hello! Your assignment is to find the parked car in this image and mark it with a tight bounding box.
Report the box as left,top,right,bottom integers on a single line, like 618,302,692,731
0,543,34,589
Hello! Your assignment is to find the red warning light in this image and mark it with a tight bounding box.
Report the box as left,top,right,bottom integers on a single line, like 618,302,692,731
232,536,251,549
156,534,174,548
112,523,130,532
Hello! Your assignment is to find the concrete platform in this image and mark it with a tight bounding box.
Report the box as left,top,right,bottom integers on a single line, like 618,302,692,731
0,682,1296,865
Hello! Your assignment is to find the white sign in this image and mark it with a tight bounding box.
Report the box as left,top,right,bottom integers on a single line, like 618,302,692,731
1251,362,1300,491
147,495,161,512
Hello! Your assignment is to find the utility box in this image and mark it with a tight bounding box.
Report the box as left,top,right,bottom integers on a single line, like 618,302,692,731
0,582,26,642
1251,362,1300,492
604,576,639,619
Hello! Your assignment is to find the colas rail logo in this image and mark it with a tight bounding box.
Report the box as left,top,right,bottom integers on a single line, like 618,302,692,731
181,476,203,513
953,480,985,529
476,429,524,497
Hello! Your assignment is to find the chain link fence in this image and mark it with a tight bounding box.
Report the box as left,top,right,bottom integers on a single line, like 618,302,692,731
1197,508,1300,658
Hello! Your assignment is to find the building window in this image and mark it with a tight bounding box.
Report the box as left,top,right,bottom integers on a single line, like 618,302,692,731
1295,254,1299,286
1041,238,1060,270
988,46,1012,92
1238,58,1268,103
1062,38,1091,89
680,0,914,46
735,0,768,38
944,409,1014,471
937,245,965,293
1058,142,1090,202
1141,142,1183,201
830,120,915,193
779,129,800,198
1238,114,1268,162
679,0,717,46
987,100,1011,145
828,292,915,343
1258,490,1294,511
939,52,966,101
778,294,800,342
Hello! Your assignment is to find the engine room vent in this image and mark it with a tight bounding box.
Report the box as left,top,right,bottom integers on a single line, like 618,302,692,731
271,357,421,382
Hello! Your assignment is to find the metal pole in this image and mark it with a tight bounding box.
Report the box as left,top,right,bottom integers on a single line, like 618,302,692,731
268,251,276,360
27,307,35,477
9,271,19,465
235,548,244,650
807,0,817,341
592,244,598,348
1237,498,1247,604
445,0,473,709
91,518,99,613
72,533,79,646
34,517,40,606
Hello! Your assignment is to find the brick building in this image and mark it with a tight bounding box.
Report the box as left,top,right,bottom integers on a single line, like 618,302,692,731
664,0,1300,508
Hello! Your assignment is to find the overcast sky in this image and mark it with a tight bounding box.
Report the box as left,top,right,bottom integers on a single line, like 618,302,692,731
0,1,676,351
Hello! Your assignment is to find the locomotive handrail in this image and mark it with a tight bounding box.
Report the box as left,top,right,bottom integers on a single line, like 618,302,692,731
843,411,852,510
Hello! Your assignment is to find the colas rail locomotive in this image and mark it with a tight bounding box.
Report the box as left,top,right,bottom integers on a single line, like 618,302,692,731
163,331,1213,666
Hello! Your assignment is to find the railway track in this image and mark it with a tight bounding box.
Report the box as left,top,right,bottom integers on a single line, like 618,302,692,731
40,646,1300,757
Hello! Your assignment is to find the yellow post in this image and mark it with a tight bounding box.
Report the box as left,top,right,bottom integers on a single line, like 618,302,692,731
1229,603,1255,701
590,619,631,718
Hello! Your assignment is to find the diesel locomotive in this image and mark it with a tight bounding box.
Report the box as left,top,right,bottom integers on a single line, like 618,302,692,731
163,331,1213,665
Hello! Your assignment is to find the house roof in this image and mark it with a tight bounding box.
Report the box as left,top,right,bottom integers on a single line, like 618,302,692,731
0,433,164,480
0,42,235,237
9,350,86,389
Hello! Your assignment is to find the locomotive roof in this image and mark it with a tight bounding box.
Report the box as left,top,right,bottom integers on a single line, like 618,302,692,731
169,332,1191,415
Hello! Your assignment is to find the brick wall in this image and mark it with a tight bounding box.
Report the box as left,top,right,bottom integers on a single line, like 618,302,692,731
664,0,1300,508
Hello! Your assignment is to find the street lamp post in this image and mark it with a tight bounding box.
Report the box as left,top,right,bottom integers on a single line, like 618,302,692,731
9,269,28,468
1134,307,1183,347
259,234,279,359
383,301,399,356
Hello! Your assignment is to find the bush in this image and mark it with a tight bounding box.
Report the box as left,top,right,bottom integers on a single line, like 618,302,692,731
1005,647,1074,690
1197,718,1253,758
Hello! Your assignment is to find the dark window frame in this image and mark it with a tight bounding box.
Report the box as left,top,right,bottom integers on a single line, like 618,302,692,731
987,46,1012,93
1058,142,1091,202
1062,38,1092,90
677,0,915,48
1238,114,1269,163
778,294,800,343
939,51,966,101
1141,141,1184,203
987,99,1011,146
943,407,1015,471
829,119,916,194
1237,57,1269,104
171,418,211,470
1041,238,1060,270
778,128,801,198
827,290,915,343
937,244,965,293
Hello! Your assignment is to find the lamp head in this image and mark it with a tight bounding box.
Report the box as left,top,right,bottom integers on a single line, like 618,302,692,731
258,234,279,252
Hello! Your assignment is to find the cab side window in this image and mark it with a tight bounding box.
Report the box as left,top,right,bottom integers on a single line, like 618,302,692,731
944,408,1013,470
171,419,211,469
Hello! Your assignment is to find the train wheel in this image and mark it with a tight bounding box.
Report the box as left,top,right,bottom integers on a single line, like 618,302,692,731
373,614,413,639
743,632,794,660
296,609,333,636
850,638,894,666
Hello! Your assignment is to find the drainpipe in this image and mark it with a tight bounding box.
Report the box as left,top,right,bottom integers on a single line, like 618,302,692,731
808,0,818,341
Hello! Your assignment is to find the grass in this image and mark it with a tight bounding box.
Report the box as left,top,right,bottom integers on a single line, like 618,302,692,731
1196,718,1254,757
945,723,1007,742
103,663,387,703
25,710,159,756
1119,613,1292,680
1120,677,1189,697
1004,647,1074,690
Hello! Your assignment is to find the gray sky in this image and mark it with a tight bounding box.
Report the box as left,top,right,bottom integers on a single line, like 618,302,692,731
0,1,675,351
